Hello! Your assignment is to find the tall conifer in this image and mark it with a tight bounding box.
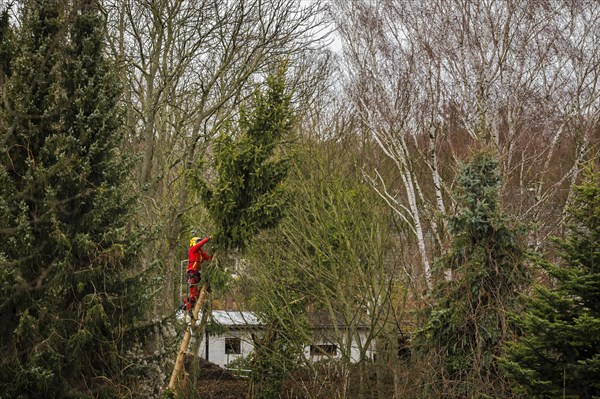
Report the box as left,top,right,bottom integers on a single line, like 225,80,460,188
414,152,531,397
501,165,600,399
197,63,294,253
0,1,146,397
194,64,295,397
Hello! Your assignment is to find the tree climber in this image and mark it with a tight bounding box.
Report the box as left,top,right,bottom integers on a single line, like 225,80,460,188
183,236,212,313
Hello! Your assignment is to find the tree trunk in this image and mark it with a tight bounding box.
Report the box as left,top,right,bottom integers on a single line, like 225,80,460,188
167,282,209,392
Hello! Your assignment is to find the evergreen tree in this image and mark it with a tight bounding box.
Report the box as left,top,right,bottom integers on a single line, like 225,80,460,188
0,1,147,397
414,152,531,398
501,165,600,399
197,63,294,253
193,64,295,398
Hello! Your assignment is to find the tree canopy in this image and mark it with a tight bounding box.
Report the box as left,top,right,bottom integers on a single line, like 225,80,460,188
196,63,295,253
0,2,147,397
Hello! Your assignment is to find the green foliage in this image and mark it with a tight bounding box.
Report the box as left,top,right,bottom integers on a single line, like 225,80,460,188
247,312,309,399
501,164,600,399
414,151,531,398
242,141,393,397
242,261,309,399
0,7,14,79
0,2,148,397
196,63,295,252
160,390,176,399
191,63,297,397
202,260,231,293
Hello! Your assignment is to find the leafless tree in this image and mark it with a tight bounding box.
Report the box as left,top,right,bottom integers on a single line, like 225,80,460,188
331,0,600,290
101,0,329,308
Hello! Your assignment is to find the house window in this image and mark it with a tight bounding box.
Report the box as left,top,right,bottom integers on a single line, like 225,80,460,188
225,337,241,355
310,344,337,356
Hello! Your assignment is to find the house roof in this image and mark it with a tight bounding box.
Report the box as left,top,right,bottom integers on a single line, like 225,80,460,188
209,310,261,327
176,310,261,327
177,309,370,330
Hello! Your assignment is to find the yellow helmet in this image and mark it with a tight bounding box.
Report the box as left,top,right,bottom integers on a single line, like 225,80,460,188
189,237,201,247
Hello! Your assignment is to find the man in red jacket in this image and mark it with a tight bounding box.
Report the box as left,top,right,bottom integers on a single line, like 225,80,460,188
184,236,212,311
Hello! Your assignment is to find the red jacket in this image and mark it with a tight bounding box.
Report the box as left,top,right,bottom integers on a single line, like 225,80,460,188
188,237,212,273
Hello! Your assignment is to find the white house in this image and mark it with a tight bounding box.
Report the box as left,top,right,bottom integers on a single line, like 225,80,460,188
191,310,374,368
196,310,261,368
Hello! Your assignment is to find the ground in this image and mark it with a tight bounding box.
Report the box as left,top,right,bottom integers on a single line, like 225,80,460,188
181,356,396,399
185,356,248,399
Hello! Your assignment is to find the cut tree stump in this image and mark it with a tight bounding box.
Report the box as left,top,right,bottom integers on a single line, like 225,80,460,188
168,282,209,391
